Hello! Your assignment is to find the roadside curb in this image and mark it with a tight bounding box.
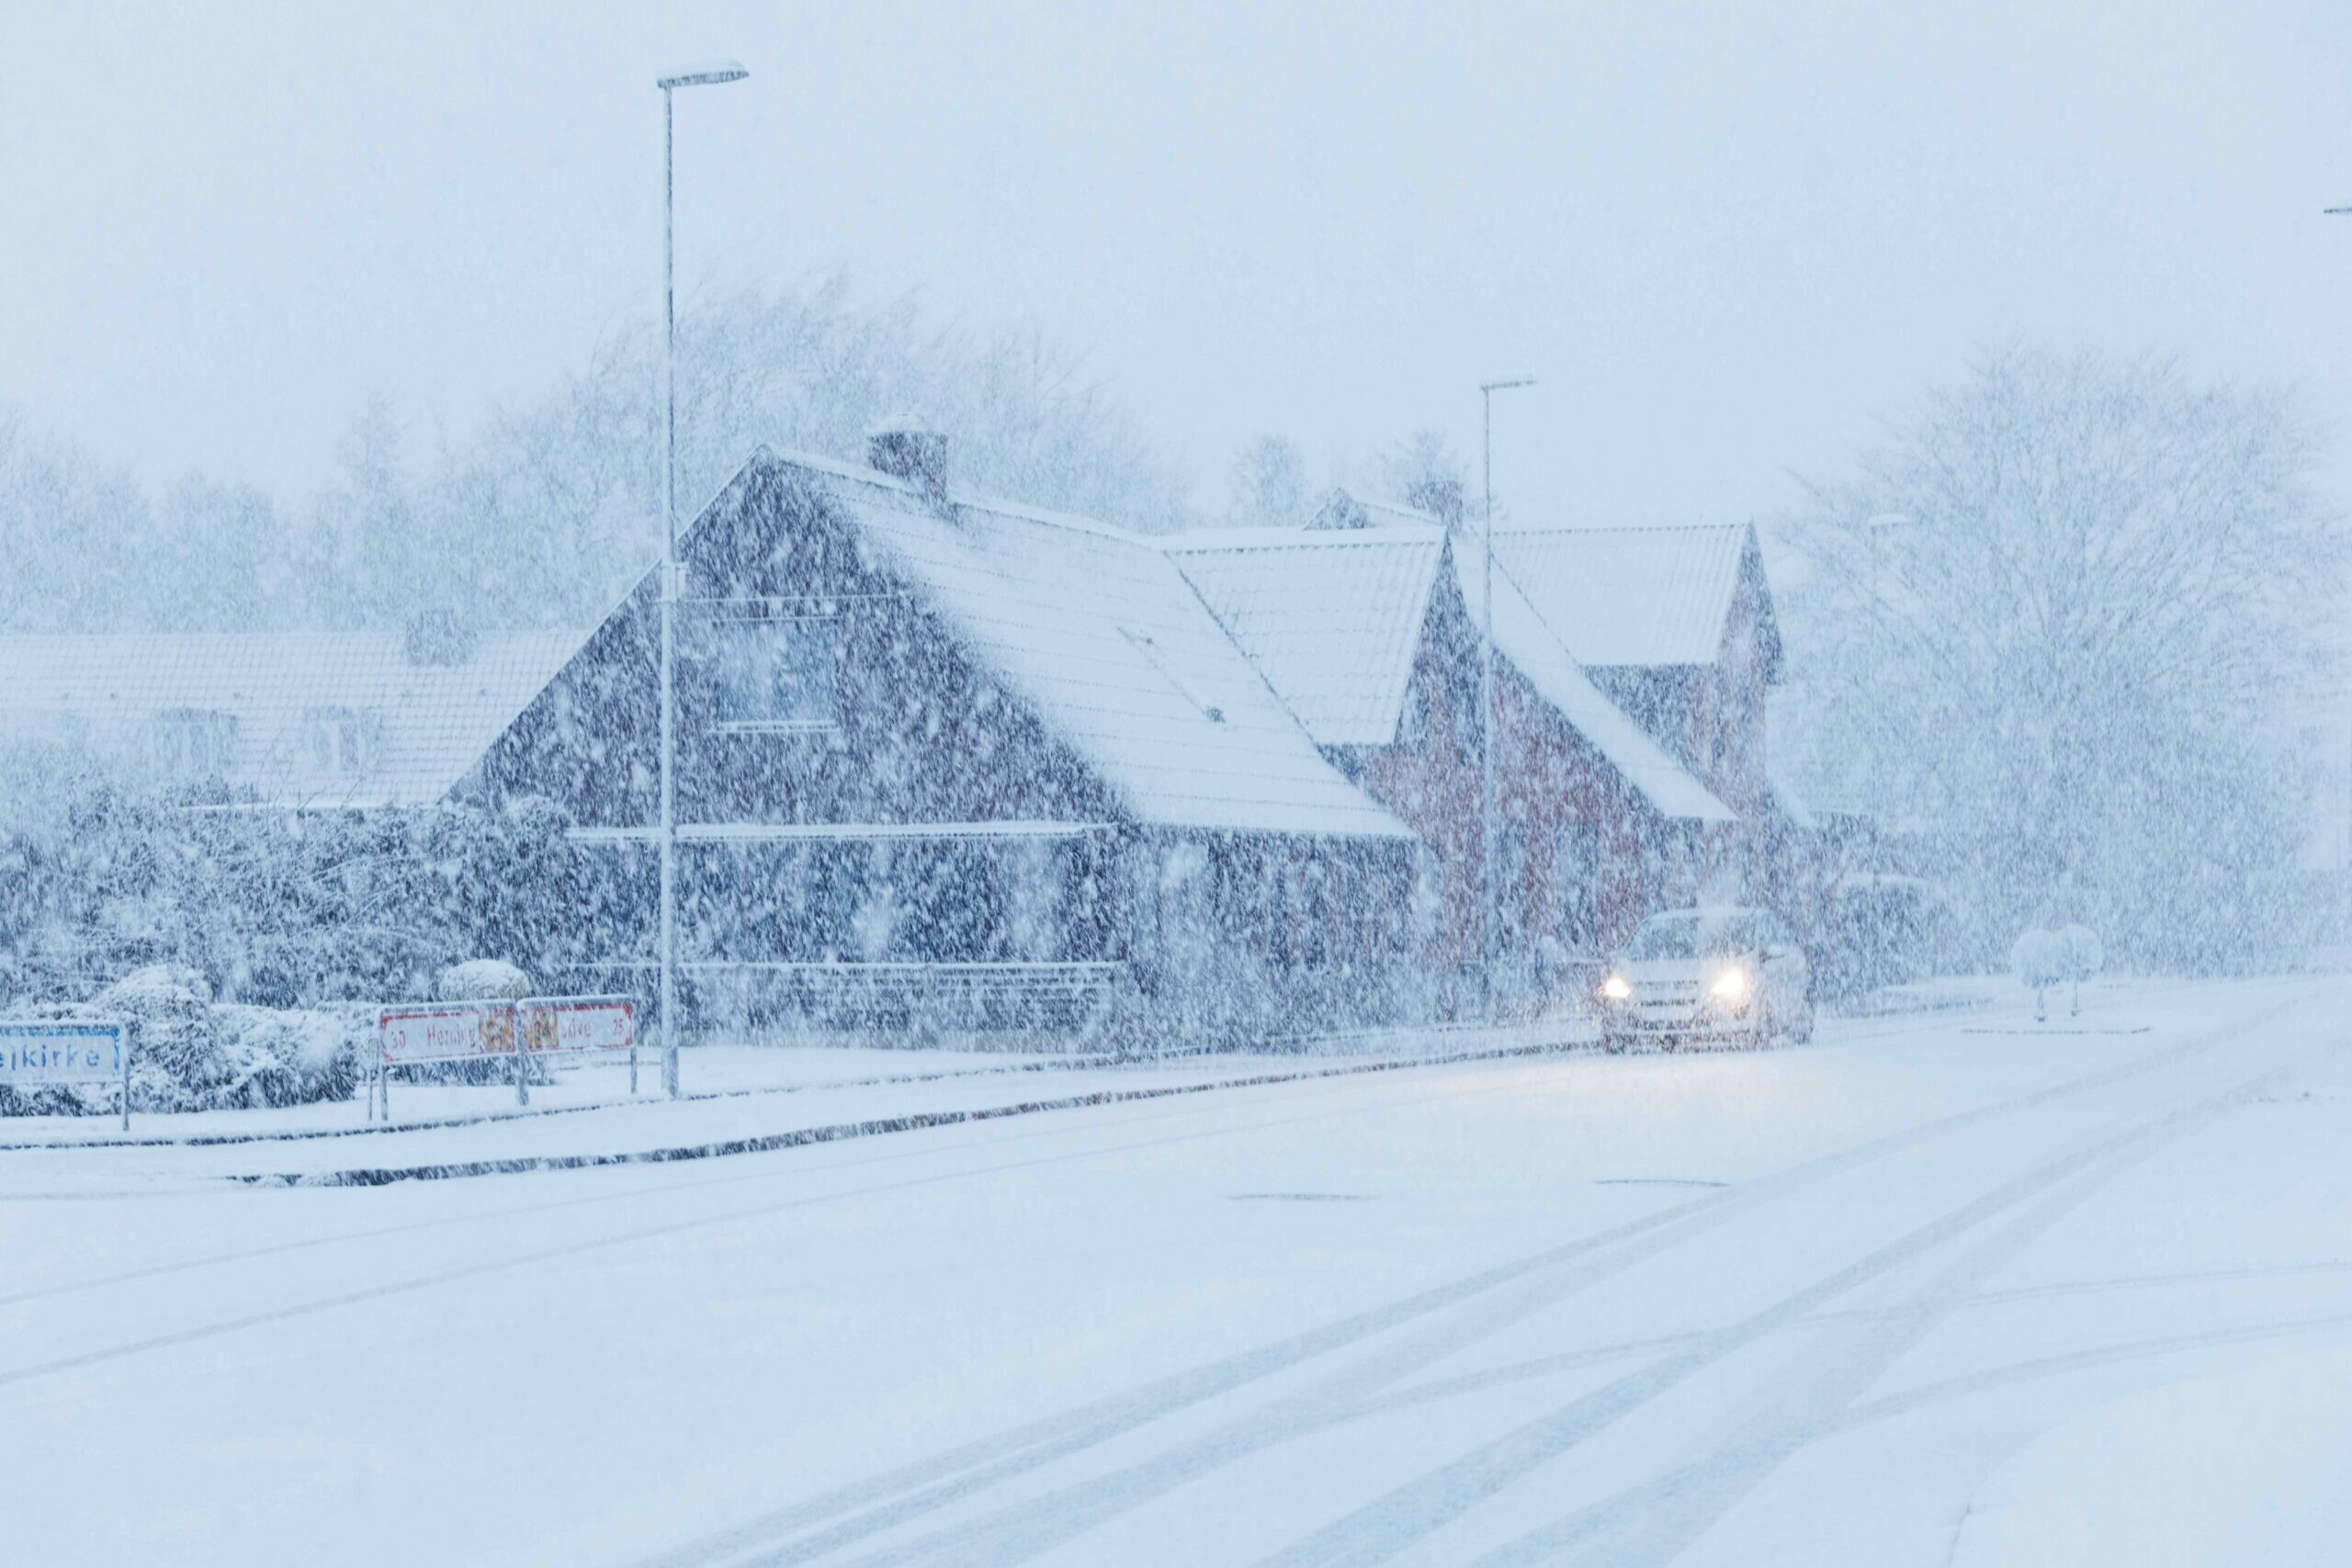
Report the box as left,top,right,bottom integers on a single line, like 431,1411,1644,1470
234,1037,1586,1188
0,1023,1561,1156
0,1047,1209,1155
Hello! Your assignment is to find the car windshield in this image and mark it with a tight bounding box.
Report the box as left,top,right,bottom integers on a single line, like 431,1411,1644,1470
1623,912,1758,961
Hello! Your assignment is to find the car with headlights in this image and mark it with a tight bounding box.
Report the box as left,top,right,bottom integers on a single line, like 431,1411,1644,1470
1596,907,1812,1050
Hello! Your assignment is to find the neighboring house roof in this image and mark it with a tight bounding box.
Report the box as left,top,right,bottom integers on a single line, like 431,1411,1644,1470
1310,486,1445,533
1162,512,1733,824
1493,523,1775,672
0,631,585,808
1450,548,1737,824
1159,524,1444,748
1768,766,1818,832
713,449,1412,840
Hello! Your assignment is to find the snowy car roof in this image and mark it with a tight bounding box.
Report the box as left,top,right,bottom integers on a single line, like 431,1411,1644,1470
0,630,586,808
1159,524,1444,748
1492,524,1766,670
712,449,1413,840
1452,551,1737,824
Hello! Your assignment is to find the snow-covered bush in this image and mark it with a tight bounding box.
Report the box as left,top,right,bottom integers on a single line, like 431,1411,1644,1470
0,965,368,1116
2006,924,2104,1024
2008,929,2070,989
210,1003,368,1108
2010,928,2075,1021
437,959,531,1001
2061,924,2104,982
0,738,594,1011
96,964,232,1111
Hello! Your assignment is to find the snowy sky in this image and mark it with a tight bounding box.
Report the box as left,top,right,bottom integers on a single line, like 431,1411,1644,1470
6,0,2351,529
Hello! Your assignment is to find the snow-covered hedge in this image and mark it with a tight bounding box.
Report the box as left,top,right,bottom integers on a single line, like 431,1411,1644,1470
0,964,366,1117
437,959,532,1001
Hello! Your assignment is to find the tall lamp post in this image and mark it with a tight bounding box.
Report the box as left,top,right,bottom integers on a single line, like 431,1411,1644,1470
1478,376,1535,1025
1864,512,1913,872
2327,207,2348,872
656,60,748,1099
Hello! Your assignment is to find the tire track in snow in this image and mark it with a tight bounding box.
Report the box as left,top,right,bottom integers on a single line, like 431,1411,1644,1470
0,1055,1552,1307
1248,1037,2325,1568
0,1049,1601,1393
0,1000,1996,1306
1313,1254,2352,1429
1464,1303,2352,1568
1460,1051,2316,1566
636,991,2315,1568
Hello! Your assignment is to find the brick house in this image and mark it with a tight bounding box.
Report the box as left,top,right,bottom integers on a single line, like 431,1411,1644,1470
1490,524,1789,906
1166,499,1732,1014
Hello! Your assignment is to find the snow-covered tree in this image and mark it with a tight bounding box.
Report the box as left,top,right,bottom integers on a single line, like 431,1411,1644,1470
1783,344,2343,971
1222,434,1310,529
0,406,153,633
1379,429,1470,525
0,273,1192,635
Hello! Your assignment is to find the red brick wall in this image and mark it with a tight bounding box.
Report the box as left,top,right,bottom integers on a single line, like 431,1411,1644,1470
1345,581,1677,988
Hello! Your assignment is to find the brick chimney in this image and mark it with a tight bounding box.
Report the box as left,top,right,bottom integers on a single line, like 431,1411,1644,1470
866,416,949,502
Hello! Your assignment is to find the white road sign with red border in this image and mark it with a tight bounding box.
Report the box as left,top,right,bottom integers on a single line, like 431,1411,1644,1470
519,996,635,1054
379,1003,516,1066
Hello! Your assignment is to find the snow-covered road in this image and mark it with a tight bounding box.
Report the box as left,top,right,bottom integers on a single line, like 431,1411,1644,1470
6,976,2348,1565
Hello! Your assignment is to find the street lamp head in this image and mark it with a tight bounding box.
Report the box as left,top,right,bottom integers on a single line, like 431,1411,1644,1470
1481,377,1538,393
659,60,750,90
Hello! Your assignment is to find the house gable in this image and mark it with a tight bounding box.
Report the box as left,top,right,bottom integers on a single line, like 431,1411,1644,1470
476,459,1117,831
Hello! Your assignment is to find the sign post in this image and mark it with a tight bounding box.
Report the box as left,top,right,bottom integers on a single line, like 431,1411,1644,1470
369,997,639,1122
377,1002,521,1122
1,1019,132,1130
519,996,637,1092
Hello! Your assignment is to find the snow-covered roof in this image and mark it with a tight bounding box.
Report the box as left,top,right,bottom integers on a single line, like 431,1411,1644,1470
1768,766,1818,831
719,450,1412,840
1310,487,1446,533
0,631,585,808
1493,524,1763,669
1451,551,1737,823
1159,525,1444,748
1161,518,1732,824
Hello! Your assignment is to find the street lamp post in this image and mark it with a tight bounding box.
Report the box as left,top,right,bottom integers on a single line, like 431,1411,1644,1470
656,60,748,1100
1864,512,1914,868
1478,376,1535,1026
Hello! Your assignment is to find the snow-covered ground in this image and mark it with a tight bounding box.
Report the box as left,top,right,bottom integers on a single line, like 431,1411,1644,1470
4,975,2346,1565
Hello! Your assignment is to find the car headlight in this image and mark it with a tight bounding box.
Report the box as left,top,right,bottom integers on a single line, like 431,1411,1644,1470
1600,973,1632,1001
1709,966,1751,1002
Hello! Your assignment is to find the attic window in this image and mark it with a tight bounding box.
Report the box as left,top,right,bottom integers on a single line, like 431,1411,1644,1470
302,706,379,775
153,709,238,777
1120,628,1227,725
712,612,841,733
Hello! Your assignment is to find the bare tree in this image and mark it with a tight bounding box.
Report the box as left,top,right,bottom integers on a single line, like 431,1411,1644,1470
1223,434,1310,529
1784,344,2343,970
0,274,1193,634
1379,429,1469,524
